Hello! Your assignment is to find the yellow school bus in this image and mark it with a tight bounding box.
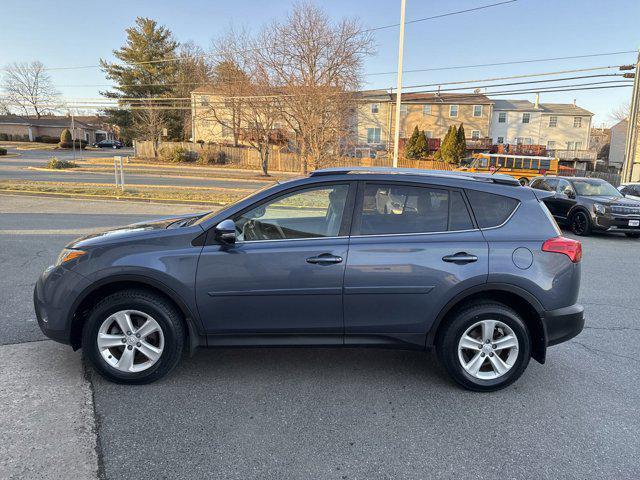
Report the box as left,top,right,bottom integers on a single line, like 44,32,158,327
458,153,559,186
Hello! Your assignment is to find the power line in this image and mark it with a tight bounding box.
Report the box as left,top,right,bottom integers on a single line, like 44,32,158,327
367,50,638,75
365,0,517,32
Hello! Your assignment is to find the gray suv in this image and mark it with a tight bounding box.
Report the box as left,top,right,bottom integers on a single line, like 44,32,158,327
34,167,584,391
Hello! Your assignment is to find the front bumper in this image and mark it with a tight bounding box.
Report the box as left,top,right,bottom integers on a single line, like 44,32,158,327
542,303,584,347
593,213,640,233
34,265,91,345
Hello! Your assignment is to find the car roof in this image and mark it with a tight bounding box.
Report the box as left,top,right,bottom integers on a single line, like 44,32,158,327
310,167,521,186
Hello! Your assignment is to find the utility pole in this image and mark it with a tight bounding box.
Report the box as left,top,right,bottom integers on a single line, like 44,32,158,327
392,0,407,168
71,111,76,162
622,50,640,182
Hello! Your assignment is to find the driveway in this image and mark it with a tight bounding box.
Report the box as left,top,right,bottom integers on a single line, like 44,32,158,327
1,193,639,479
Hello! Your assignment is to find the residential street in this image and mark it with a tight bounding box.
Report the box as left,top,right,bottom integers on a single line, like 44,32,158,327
0,147,274,191
1,193,639,480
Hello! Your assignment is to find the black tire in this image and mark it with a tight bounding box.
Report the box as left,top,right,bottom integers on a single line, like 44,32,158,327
570,210,592,236
519,177,529,186
625,232,640,238
82,289,185,384
436,302,531,392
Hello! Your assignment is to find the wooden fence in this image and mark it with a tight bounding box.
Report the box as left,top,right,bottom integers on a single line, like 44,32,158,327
134,141,456,173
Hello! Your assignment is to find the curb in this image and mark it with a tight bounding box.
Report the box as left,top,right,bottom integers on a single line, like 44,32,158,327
0,189,226,207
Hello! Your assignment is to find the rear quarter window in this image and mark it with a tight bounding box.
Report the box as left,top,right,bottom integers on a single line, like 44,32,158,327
465,189,520,228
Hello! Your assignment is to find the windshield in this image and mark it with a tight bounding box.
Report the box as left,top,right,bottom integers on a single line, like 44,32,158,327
571,179,622,197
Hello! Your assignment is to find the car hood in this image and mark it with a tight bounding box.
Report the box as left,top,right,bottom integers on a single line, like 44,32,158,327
68,213,205,248
587,195,640,206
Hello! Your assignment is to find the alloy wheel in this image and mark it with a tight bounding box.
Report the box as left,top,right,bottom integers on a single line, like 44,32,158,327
97,310,164,373
457,319,519,380
572,212,588,235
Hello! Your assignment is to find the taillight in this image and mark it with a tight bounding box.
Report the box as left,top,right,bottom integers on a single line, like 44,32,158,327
542,236,582,263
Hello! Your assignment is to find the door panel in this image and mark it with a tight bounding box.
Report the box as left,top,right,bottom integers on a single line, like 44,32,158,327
196,238,348,335
344,231,488,341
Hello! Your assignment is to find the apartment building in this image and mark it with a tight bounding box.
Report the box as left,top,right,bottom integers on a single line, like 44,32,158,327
354,91,493,152
490,98,594,165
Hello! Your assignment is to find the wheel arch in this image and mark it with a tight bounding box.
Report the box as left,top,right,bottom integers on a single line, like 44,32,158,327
427,283,547,363
68,274,204,353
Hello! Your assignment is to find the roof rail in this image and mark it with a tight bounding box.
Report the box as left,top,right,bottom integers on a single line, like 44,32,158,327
310,166,521,186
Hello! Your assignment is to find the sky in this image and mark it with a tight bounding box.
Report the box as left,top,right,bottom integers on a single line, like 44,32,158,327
1,0,638,126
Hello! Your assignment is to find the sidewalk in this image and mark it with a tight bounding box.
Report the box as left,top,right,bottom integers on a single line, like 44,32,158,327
0,341,99,480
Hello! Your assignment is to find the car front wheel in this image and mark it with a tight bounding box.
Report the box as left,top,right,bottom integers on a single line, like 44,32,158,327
437,302,531,391
570,210,592,236
82,289,185,384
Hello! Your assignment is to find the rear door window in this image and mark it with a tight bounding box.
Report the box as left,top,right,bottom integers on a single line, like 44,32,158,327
355,183,474,235
465,189,520,228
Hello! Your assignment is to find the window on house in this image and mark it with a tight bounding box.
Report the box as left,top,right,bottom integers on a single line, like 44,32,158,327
547,140,556,149
575,141,582,150
424,130,433,139
566,141,575,150
516,137,523,145
497,136,504,144
422,104,431,116
522,113,530,124
449,105,459,117
498,112,507,123
524,138,533,145
398,104,408,116
371,103,379,114
200,96,209,107
549,116,558,127
471,130,480,140
473,105,483,117
367,127,381,144
573,117,582,128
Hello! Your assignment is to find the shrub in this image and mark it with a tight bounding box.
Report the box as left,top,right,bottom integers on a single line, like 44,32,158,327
60,129,72,145
35,135,60,144
0,148,7,155
160,146,198,163
0,133,8,141
58,139,88,149
196,149,228,165
46,157,77,169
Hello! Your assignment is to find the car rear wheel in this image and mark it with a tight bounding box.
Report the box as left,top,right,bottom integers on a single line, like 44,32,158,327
82,289,185,384
519,177,529,186
570,210,592,236
437,302,531,392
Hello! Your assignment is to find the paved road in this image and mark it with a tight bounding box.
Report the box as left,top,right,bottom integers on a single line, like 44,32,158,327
0,147,272,190
1,193,639,479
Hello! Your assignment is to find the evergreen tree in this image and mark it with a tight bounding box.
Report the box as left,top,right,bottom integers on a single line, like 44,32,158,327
100,18,180,142
60,128,72,145
454,123,467,164
414,130,428,158
405,125,420,159
441,125,457,163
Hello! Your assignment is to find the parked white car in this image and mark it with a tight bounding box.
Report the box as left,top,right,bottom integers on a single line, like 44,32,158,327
618,183,640,201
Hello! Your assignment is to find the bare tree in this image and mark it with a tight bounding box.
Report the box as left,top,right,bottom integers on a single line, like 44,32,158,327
254,3,375,172
134,101,166,158
2,61,61,118
610,102,630,122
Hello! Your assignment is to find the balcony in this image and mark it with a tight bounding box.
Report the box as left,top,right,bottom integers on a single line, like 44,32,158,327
549,149,597,161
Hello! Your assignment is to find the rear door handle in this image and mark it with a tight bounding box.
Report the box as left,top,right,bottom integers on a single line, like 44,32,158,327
306,253,343,265
442,252,478,264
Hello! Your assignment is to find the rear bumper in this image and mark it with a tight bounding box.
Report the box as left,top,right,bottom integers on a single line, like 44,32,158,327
542,303,584,347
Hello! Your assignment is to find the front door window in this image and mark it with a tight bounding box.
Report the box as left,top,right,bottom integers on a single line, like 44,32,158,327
234,184,350,241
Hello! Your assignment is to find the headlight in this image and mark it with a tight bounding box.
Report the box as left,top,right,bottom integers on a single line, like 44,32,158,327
594,204,606,215
56,248,87,266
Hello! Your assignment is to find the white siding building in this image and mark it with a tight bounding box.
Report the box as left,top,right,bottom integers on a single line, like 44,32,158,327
490,99,594,163
609,119,628,171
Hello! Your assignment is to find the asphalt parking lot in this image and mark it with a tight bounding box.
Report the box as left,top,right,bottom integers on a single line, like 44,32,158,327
1,193,639,479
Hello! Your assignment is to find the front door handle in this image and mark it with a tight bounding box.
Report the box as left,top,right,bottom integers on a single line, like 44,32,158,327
306,253,343,265
442,252,478,264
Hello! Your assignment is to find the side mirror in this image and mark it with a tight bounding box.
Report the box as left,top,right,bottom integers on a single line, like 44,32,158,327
214,219,236,244
565,188,576,199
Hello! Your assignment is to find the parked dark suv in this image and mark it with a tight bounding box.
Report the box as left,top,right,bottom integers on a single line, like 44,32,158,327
530,176,640,238
93,139,124,149
35,168,584,391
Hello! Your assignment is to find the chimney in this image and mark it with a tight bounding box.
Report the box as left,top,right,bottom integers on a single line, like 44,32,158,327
534,93,540,109
573,98,577,106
